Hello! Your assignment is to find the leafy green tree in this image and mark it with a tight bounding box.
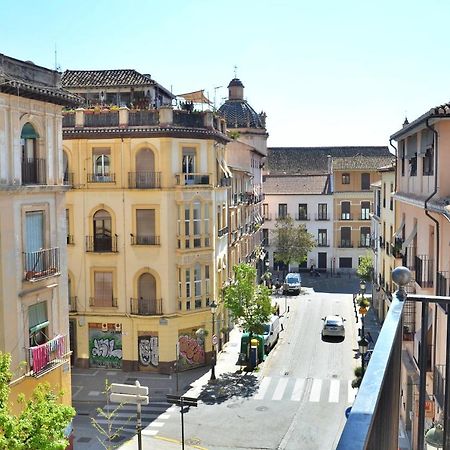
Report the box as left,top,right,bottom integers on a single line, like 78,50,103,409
357,253,374,282
0,352,75,450
223,263,273,336
272,216,316,270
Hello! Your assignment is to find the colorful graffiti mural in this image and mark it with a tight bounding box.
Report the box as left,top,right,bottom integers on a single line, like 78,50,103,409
89,324,122,369
138,335,159,367
177,328,205,371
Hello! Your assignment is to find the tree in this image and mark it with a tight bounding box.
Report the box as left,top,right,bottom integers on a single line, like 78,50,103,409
357,252,374,282
0,352,75,450
272,216,316,271
223,263,273,336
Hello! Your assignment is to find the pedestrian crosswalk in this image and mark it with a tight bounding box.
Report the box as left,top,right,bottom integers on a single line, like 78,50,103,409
253,376,357,404
93,400,174,437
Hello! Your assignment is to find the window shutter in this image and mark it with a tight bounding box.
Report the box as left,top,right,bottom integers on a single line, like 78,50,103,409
25,211,44,253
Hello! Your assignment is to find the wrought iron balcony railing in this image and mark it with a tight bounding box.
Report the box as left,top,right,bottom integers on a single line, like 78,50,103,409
296,213,309,221
175,173,210,186
218,226,229,237
130,297,163,316
87,173,116,183
23,247,60,281
317,239,329,247
89,297,118,308
128,171,161,189
85,235,118,253
63,172,74,186
26,334,69,377
130,234,160,246
128,110,158,126
415,255,433,288
338,240,353,248
22,158,46,185
340,213,352,220
434,364,446,409
84,111,119,127
315,213,329,221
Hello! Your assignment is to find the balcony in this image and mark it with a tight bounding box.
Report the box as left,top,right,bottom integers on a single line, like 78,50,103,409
130,234,160,246
402,245,416,271
69,296,77,312
415,255,433,288
173,110,204,127
340,213,352,220
338,240,353,248
359,214,371,221
315,214,329,221
22,158,46,185
218,226,229,237
130,297,163,316
358,239,371,248
129,110,158,126
87,173,116,183
84,111,119,127
437,271,450,297
175,173,210,186
89,297,118,307
26,334,69,377
128,171,161,189
391,238,403,258
317,240,329,247
296,214,310,221
23,247,60,282
63,172,74,186
85,235,118,253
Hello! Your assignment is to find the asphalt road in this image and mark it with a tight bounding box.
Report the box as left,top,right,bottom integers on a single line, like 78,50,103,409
148,287,359,450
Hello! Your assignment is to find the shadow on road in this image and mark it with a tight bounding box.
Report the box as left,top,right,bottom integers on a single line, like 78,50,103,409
199,372,259,405
321,335,345,344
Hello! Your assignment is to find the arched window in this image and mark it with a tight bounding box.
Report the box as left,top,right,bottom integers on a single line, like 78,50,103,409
135,148,156,188
93,209,112,252
21,123,44,184
63,150,72,185
138,273,157,314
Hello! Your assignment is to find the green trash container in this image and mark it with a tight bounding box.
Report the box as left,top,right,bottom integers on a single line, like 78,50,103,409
240,332,264,365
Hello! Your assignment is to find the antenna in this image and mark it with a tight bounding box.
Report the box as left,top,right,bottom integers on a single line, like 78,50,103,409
54,44,61,72
233,65,238,78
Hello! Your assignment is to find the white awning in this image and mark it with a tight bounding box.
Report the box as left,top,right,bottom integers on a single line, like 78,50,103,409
222,158,233,178
216,155,227,177
401,222,417,253
392,216,405,239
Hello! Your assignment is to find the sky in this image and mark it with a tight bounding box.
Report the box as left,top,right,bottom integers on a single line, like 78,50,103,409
2,0,450,148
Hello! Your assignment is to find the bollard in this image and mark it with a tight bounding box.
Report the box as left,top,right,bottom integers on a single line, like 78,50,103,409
249,338,259,368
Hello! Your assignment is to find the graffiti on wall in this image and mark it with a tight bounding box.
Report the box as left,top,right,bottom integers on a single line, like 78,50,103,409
177,328,205,371
138,335,159,367
89,324,122,369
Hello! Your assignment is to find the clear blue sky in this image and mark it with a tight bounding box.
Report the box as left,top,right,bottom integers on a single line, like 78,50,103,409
2,0,450,147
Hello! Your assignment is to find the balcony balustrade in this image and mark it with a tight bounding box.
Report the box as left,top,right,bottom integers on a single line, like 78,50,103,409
340,213,352,220
338,240,353,248
89,297,118,307
23,247,60,281
415,255,433,288
26,334,69,377
130,297,163,316
22,158,46,185
175,173,210,186
84,111,119,127
359,239,371,248
130,234,160,246
87,173,116,183
128,171,161,189
296,214,310,221
63,172,74,186
218,226,229,237
315,214,329,221
128,110,159,126
317,240,329,247
85,234,118,253
62,113,75,127
173,110,204,127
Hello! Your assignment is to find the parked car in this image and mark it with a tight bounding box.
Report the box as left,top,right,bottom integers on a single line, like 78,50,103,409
263,315,281,353
321,315,346,338
283,273,301,295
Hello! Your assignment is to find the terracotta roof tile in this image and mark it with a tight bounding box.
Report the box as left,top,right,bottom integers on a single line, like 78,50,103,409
263,174,331,195
62,69,156,88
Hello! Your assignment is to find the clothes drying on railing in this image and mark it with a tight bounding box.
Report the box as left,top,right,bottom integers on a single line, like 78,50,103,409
29,335,65,374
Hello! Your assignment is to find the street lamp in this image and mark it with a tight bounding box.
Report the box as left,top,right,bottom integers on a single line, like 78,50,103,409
359,280,367,296
358,336,369,373
425,423,444,449
210,300,217,381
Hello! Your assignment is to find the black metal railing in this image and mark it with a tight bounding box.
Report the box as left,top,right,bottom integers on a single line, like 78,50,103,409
175,173,210,185
415,255,433,288
360,214,371,220
339,240,353,248
128,171,161,189
130,234,160,246
85,235,118,252
89,297,118,307
218,226,229,237
63,172,74,186
128,110,159,126
23,247,60,281
87,173,116,183
84,111,119,127
130,297,163,315
402,245,416,271
173,111,203,127
317,240,329,247
296,214,310,221
62,113,75,127
315,214,329,221
340,213,352,220
26,334,69,376
434,364,446,409
22,158,46,185
359,238,371,248
437,271,450,297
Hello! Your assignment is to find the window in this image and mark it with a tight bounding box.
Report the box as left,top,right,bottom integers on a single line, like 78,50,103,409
25,211,45,272
298,204,308,220
360,227,371,247
28,301,49,346
318,204,328,220
341,202,351,220
382,183,386,208
339,257,352,268
135,148,157,188
177,201,210,249
342,173,350,184
361,173,370,190
178,264,210,311
136,209,156,245
409,153,417,176
137,273,157,315
262,228,269,246
423,147,434,176
361,202,370,220
318,229,328,246
182,147,196,184
340,227,351,247
194,263,202,308
93,209,112,252
193,201,201,248
66,209,73,244
390,183,394,211
93,148,112,182
278,204,288,218
93,271,114,307
263,203,270,220
21,123,44,185
63,150,72,185
400,140,405,176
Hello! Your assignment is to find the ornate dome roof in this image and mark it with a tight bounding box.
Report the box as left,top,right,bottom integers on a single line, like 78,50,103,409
218,78,265,129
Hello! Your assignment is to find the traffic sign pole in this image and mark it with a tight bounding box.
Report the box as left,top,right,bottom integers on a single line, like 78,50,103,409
136,381,143,450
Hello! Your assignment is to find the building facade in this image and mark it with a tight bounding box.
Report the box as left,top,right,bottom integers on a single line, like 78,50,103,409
62,69,230,372
0,54,80,412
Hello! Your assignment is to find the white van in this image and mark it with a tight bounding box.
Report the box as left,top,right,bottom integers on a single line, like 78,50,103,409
263,315,281,353
283,273,301,295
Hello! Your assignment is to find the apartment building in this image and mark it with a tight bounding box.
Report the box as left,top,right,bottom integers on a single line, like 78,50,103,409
0,54,80,411
61,69,230,372
391,107,450,448
264,147,393,275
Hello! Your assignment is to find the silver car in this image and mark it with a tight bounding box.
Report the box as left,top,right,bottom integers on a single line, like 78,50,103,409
283,273,301,295
322,315,346,338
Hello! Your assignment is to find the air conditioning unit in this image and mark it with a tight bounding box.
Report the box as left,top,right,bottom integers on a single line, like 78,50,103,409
115,323,122,332
101,323,108,332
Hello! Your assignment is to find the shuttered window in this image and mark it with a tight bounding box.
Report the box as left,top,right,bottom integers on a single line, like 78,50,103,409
341,202,350,220
94,272,113,307
361,173,370,190
136,209,155,239
29,301,48,334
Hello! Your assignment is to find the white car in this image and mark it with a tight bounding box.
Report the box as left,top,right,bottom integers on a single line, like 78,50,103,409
322,315,346,338
283,273,301,295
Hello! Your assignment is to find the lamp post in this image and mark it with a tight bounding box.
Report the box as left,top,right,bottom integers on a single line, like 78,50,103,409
210,300,217,381
358,336,369,374
359,279,367,338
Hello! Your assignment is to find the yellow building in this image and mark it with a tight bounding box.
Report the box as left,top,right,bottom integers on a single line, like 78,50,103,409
0,54,80,412
62,69,230,372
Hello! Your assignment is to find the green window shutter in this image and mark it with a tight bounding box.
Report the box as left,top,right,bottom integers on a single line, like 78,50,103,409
29,302,48,333
21,123,39,139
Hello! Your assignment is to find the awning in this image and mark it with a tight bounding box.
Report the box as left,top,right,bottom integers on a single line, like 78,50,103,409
177,90,212,105
392,216,405,239
401,222,418,253
216,155,227,177
222,158,233,178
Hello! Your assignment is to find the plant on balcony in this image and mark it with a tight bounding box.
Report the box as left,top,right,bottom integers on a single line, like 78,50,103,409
351,366,364,388
0,352,75,449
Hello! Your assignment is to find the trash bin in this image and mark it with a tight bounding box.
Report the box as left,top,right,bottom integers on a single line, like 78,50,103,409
240,333,264,366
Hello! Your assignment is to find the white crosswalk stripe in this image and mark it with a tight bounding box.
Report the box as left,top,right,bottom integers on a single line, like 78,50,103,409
328,379,340,403
255,376,272,400
291,378,305,401
272,378,289,400
309,379,322,402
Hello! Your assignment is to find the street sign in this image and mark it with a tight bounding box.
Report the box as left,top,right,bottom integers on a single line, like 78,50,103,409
212,334,218,345
110,383,148,396
110,393,149,405
166,394,198,407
